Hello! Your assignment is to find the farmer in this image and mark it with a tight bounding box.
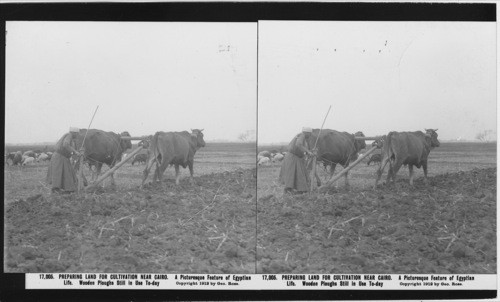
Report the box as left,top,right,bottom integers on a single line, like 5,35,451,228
279,127,315,194
46,127,82,193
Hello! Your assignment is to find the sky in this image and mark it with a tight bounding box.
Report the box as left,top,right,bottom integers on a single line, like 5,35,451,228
5,22,256,144
258,21,496,145
4,21,497,145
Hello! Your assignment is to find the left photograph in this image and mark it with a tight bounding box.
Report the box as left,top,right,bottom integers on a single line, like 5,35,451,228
5,22,257,273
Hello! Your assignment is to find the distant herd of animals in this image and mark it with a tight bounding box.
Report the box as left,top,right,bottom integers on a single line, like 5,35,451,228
5,150,53,166
257,150,286,165
6,128,439,188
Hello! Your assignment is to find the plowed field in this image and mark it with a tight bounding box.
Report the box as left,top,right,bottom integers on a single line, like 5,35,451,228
257,142,496,274
5,143,256,273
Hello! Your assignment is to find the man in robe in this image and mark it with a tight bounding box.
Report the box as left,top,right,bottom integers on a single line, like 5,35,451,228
47,127,82,193
279,127,314,194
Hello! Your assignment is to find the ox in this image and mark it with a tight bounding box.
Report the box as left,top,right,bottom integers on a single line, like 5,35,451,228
375,129,440,186
142,129,205,186
76,129,132,186
307,129,366,187
131,153,148,165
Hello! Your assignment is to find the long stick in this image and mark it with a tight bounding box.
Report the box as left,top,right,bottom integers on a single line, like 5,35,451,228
355,136,382,141
310,105,332,192
81,105,99,149
78,105,99,194
120,136,150,141
85,146,144,191
318,145,378,191
313,105,332,150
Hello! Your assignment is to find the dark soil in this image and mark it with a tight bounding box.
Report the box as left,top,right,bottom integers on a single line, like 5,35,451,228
5,168,256,273
257,168,496,274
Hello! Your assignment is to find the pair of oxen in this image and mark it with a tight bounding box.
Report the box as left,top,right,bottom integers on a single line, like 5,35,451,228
304,129,440,188
75,129,205,187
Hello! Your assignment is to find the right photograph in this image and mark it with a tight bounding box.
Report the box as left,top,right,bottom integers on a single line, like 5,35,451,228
257,21,496,274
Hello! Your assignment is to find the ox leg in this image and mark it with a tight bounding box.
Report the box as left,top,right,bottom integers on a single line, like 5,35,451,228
408,165,414,186
154,164,163,183
142,158,156,186
329,164,337,177
375,158,387,187
91,164,97,182
89,165,95,182
188,161,196,185
110,170,116,187
153,164,160,182
315,170,321,187
386,164,393,183
174,164,181,185
95,164,103,185
329,164,338,187
389,159,403,184
422,161,429,184
343,165,350,188
156,160,170,183
88,164,94,181
151,157,165,183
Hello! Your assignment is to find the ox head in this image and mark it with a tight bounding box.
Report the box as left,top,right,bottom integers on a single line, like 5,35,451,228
120,131,133,151
353,131,367,152
425,129,440,148
191,129,206,148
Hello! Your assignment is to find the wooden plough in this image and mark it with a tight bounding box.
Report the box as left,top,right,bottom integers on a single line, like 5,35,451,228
78,136,150,192
313,136,384,192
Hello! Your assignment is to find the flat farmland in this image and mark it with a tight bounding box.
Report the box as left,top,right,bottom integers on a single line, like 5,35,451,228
5,142,257,273
5,142,255,203
257,142,496,274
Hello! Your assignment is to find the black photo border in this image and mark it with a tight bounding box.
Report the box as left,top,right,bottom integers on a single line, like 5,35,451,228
0,2,496,301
